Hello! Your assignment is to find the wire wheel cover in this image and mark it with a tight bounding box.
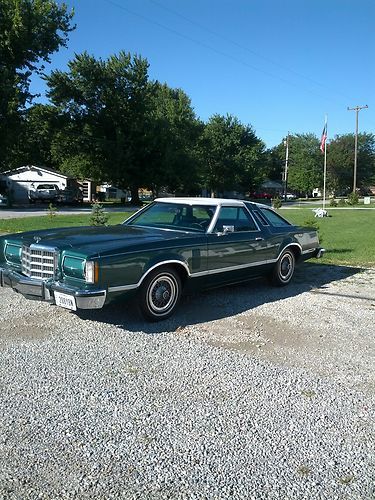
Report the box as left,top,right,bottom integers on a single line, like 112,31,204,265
279,253,294,281
147,274,178,314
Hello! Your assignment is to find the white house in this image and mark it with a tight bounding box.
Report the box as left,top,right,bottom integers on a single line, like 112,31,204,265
0,165,97,203
0,165,70,203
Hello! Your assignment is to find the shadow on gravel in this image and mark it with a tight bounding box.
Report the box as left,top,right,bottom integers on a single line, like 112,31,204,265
75,263,362,334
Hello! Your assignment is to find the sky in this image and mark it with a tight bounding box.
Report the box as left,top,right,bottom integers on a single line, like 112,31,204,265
32,0,374,149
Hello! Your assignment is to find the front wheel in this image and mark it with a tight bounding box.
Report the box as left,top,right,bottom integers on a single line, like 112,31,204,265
271,249,295,286
139,267,182,321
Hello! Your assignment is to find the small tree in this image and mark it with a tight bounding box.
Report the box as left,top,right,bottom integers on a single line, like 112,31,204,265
272,196,282,209
46,202,58,219
89,201,109,226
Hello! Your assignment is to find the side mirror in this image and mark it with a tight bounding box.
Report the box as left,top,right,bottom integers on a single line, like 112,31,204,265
222,225,235,234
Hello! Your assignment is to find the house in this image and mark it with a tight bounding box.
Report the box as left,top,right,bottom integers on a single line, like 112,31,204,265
0,166,70,204
0,165,96,204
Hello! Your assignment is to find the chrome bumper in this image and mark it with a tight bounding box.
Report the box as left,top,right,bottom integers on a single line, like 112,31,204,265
0,267,106,310
314,248,325,259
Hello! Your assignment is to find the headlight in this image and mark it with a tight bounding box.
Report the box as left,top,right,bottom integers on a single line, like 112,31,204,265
62,256,85,280
84,260,99,284
5,243,22,264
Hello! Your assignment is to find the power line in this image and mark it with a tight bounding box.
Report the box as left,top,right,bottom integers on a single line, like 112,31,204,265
148,0,352,102
100,0,339,105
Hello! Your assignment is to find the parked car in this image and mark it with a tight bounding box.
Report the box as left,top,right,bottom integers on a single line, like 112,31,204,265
285,193,297,200
28,184,60,203
0,198,324,321
0,194,8,207
250,192,272,200
57,187,84,204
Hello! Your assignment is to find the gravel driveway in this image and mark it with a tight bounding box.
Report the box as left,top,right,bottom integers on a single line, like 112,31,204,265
0,263,374,499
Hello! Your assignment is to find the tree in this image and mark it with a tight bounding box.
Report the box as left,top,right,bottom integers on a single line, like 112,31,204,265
0,0,74,170
145,82,202,196
279,133,322,196
327,133,375,193
16,104,59,169
47,52,201,201
47,51,151,203
198,114,266,195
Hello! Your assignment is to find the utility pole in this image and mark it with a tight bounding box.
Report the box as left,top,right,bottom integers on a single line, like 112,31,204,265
283,133,289,201
347,105,368,193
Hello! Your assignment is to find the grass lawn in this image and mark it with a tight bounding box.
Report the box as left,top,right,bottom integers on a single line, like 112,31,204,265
281,208,375,267
1,208,373,268
0,212,132,234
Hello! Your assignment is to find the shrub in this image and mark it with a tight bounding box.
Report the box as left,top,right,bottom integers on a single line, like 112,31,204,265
272,197,282,209
329,198,338,207
337,198,347,207
347,192,359,206
46,203,58,219
89,201,109,226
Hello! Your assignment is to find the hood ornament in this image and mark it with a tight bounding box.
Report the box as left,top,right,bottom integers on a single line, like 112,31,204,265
34,236,42,243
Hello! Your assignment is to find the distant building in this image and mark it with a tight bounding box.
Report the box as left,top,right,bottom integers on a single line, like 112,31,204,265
0,165,97,203
0,165,70,203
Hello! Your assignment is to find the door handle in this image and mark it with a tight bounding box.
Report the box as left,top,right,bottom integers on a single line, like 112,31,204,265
255,237,264,241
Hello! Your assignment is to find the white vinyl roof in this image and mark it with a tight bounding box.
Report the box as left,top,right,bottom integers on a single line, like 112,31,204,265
155,197,246,207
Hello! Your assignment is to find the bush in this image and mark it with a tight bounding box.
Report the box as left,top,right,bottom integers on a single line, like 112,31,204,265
46,203,58,219
89,201,109,226
347,192,359,206
337,198,347,207
272,197,282,209
329,198,338,207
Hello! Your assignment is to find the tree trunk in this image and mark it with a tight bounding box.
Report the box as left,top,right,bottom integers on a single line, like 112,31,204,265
130,186,141,205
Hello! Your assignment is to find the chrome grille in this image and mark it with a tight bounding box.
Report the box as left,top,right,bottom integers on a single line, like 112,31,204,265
21,245,58,280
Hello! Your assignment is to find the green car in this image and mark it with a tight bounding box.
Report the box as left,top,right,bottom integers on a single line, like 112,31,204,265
0,198,324,321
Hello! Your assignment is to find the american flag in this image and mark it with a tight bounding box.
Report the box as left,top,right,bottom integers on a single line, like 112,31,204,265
320,120,327,153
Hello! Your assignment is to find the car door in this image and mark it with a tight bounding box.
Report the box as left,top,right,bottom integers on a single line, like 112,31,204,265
205,205,271,286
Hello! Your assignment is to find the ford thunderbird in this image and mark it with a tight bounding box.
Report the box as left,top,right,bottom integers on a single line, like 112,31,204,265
0,198,324,321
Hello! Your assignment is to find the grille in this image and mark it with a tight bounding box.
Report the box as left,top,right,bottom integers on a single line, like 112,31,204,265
21,245,58,280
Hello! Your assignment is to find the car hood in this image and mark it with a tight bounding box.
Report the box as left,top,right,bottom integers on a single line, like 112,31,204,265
7,225,195,256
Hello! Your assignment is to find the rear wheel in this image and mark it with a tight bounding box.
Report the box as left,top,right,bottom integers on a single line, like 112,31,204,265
271,249,295,286
139,267,182,321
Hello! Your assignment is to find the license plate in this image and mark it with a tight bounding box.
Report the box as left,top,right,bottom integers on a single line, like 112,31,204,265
54,291,76,311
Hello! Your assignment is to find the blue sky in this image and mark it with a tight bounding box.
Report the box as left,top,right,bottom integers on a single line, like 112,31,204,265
33,0,374,148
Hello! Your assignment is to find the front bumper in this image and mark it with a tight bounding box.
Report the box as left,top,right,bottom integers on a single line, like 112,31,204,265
0,267,106,310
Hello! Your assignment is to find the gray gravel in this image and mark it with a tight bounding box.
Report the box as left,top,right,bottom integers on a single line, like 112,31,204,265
0,263,374,499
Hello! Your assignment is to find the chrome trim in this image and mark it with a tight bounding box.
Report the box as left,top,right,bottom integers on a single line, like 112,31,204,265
108,259,190,293
107,244,305,291
190,258,274,278
301,248,316,255
21,244,58,280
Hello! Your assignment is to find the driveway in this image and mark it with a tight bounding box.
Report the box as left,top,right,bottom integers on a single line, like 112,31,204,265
0,263,374,499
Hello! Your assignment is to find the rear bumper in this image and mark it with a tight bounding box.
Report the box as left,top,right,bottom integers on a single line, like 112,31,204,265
314,248,325,259
0,267,106,310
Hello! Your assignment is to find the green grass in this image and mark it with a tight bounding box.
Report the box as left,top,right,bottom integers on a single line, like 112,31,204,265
0,212,133,234
1,208,374,268
280,208,375,267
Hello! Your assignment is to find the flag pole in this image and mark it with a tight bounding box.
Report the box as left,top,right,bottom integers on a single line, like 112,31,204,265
322,115,327,211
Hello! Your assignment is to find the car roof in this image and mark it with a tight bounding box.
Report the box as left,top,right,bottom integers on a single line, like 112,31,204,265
155,197,246,207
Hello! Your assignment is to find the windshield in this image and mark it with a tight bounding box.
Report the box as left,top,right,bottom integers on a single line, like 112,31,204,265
125,202,216,232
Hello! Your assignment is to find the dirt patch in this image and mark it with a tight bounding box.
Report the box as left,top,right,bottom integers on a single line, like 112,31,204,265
0,322,51,345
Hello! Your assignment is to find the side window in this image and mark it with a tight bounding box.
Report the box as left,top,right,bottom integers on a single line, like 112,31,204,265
260,208,291,227
253,210,270,226
214,206,258,232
